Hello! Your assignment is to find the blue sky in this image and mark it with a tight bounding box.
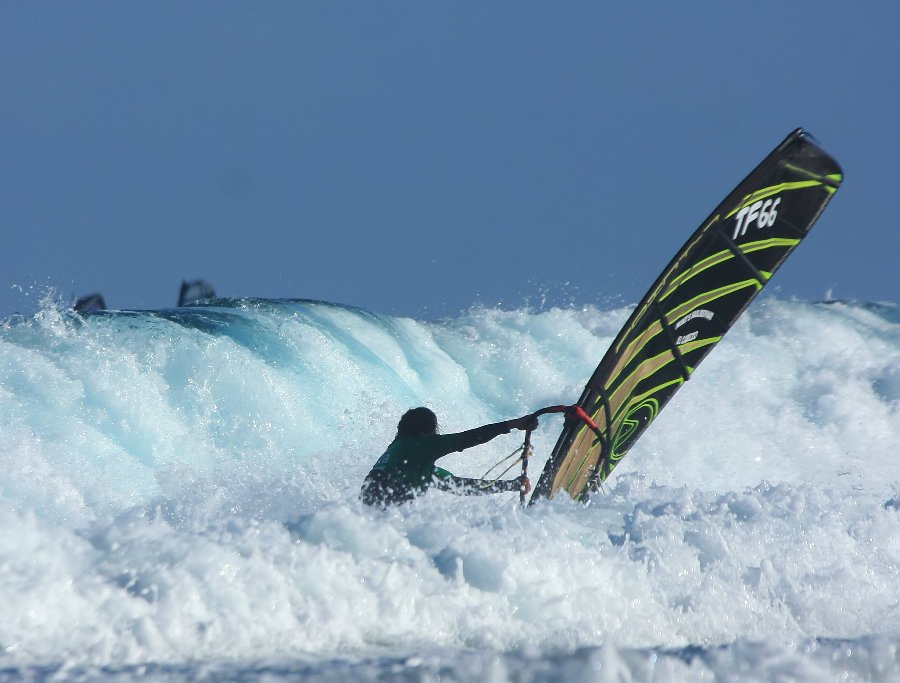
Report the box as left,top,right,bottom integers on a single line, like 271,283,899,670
2,3,896,319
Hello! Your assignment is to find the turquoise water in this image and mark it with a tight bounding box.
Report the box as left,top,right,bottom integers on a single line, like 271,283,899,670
1,297,898,681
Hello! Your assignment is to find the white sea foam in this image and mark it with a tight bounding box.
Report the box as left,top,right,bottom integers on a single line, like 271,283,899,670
0,297,898,681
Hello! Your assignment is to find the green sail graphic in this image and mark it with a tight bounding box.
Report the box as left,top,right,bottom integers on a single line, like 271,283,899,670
531,129,843,503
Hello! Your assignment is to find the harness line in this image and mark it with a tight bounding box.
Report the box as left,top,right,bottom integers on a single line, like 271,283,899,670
476,404,603,501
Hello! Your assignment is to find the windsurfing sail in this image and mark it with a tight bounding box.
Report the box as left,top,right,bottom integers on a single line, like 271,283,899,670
73,293,107,313
530,128,843,504
178,279,216,307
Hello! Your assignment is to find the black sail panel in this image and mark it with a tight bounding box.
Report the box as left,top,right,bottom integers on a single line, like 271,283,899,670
531,129,843,503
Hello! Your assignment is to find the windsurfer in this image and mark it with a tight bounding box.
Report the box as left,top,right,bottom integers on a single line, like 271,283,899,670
360,407,536,507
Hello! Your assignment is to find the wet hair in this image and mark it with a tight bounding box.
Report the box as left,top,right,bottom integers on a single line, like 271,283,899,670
396,407,438,438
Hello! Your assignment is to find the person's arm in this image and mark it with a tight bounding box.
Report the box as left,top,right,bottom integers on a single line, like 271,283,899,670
442,415,539,453
432,467,531,496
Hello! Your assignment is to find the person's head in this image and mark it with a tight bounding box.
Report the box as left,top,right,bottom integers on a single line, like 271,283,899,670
396,407,438,438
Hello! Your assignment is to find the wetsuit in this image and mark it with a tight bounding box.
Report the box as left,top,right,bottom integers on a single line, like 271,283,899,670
360,420,523,507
